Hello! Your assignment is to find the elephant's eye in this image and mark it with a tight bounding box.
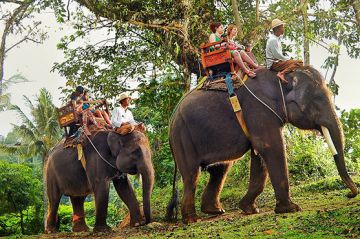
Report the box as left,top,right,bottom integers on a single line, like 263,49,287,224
132,148,142,158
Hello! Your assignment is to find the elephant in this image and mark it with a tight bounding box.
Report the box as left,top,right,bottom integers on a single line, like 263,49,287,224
45,131,154,233
166,66,358,223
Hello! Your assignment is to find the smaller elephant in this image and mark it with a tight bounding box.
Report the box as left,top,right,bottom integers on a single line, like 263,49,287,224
45,131,154,233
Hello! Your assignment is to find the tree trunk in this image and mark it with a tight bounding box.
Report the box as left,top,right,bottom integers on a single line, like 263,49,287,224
231,0,244,40
180,0,192,92
0,4,30,96
20,210,25,234
301,0,310,65
351,0,360,27
255,0,260,24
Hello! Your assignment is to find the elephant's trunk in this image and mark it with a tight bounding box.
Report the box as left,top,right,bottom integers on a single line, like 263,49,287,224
321,116,358,198
140,163,154,224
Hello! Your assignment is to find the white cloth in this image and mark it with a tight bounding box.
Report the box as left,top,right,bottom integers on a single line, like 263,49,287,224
266,34,290,69
111,105,136,128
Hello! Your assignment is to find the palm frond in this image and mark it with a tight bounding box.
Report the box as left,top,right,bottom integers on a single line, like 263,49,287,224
2,74,29,91
0,143,29,157
11,124,38,145
0,93,11,111
9,104,38,134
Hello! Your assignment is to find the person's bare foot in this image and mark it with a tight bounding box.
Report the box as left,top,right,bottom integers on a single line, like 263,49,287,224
277,72,288,83
246,70,256,78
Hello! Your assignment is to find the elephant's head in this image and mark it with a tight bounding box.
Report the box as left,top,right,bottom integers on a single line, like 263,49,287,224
285,67,357,198
107,131,154,224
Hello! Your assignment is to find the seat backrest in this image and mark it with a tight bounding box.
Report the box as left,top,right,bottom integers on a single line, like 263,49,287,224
57,102,78,127
200,40,235,76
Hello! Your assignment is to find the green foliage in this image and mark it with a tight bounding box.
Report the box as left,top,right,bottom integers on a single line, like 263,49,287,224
0,75,28,112
0,161,42,236
299,176,360,193
0,88,62,160
284,126,338,183
57,200,126,232
0,161,41,215
341,109,360,161
132,74,184,187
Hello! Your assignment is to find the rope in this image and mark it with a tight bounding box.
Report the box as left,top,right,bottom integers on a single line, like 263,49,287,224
278,79,288,122
84,133,117,170
235,72,286,124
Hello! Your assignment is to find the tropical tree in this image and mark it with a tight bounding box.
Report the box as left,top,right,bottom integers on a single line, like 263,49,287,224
0,160,42,236
52,0,359,96
0,0,50,96
0,74,27,111
0,87,62,226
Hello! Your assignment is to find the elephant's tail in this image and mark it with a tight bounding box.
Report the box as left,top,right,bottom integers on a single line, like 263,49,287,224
165,161,179,222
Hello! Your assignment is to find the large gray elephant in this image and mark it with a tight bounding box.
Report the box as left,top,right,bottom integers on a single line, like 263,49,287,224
167,67,358,223
45,131,154,233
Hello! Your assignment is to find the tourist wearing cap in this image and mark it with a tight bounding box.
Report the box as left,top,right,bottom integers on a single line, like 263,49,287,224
266,19,303,83
111,93,145,135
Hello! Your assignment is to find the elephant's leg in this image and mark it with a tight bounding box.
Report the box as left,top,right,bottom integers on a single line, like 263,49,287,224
70,196,89,232
113,176,143,226
180,166,201,224
45,184,61,233
201,162,232,215
258,133,301,213
93,181,112,232
239,149,268,214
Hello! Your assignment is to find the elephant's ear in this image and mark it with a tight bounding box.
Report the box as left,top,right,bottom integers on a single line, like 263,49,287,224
107,132,123,157
285,74,309,112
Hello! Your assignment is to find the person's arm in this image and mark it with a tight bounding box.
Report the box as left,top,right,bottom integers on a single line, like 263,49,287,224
111,108,123,128
209,33,217,43
128,110,137,125
269,39,289,61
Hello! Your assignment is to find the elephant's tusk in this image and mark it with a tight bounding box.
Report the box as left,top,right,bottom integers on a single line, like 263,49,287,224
321,126,338,156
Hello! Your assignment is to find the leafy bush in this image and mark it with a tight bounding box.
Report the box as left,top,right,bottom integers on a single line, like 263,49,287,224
284,126,338,183
0,161,42,236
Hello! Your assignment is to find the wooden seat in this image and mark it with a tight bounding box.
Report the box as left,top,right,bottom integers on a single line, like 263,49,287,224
57,99,110,136
58,102,78,128
200,39,239,77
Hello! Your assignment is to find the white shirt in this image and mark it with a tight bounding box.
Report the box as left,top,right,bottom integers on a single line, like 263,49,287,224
111,105,136,128
266,34,290,69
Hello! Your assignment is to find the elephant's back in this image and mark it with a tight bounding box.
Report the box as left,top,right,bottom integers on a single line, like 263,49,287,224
170,89,236,132
46,143,91,196
169,89,250,162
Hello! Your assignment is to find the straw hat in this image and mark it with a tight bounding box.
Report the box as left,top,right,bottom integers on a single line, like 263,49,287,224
271,19,285,29
119,93,131,102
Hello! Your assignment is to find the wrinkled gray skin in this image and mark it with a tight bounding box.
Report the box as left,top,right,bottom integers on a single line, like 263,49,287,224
169,67,358,223
45,131,154,233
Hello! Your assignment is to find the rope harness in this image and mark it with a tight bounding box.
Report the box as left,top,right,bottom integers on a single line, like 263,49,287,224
234,72,288,124
84,133,118,170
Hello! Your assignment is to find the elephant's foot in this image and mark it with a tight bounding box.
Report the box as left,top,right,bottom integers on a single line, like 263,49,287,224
130,216,146,227
201,203,225,215
182,213,199,224
93,224,112,233
275,201,302,214
239,199,260,215
45,226,58,234
72,220,89,232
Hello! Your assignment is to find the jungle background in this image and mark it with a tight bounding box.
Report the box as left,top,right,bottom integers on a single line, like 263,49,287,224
0,0,359,238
